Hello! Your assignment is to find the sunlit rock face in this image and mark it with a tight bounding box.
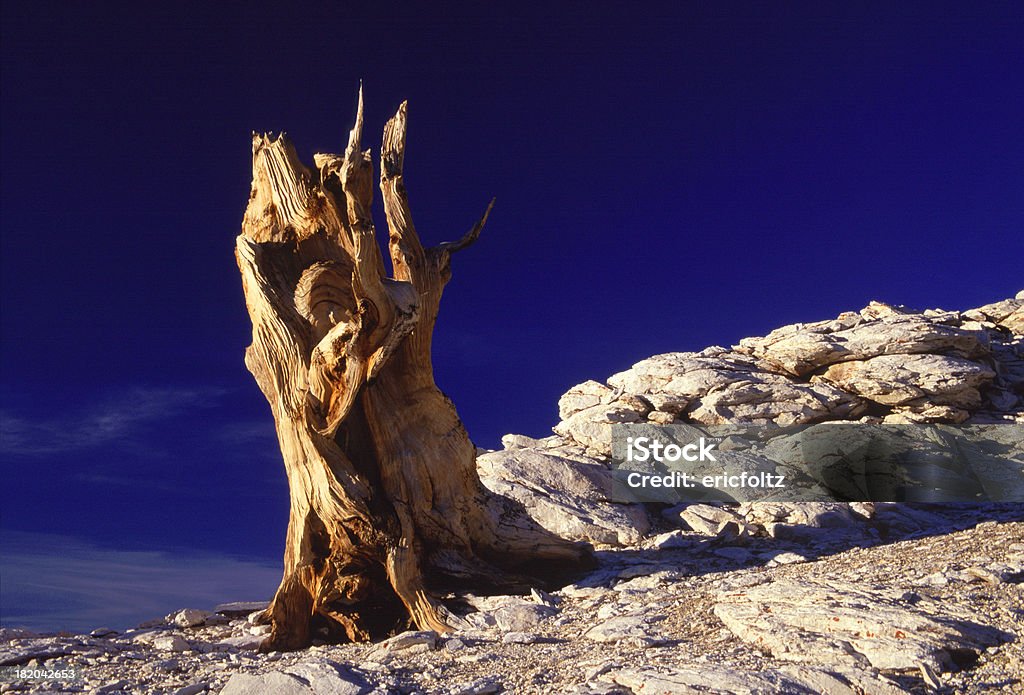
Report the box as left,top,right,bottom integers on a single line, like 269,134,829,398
554,295,1022,457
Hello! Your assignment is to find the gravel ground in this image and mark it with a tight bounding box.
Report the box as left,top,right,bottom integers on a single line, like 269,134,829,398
2,505,1021,694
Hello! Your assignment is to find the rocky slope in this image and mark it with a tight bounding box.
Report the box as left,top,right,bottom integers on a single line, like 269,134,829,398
480,294,1022,547
2,295,1022,695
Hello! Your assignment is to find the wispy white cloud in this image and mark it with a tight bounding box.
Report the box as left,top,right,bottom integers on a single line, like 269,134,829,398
0,530,280,634
0,386,227,456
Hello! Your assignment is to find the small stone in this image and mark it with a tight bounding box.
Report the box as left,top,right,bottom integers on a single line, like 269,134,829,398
502,632,539,644
647,410,675,424
769,552,808,566
171,608,211,628
382,630,437,653
651,530,689,550
850,502,876,519
965,566,1006,583
585,615,660,644
152,635,191,652
493,603,555,632
719,573,771,592
559,585,605,599
90,627,118,638
948,569,987,584
172,683,210,695
680,504,748,539
616,564,663,580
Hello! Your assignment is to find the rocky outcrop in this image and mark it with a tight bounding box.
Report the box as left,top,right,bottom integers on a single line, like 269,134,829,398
484,295,1022,548
553,296,1022,456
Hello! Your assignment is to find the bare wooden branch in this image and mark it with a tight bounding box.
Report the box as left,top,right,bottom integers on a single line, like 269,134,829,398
380,101,426,286
436,197,496,255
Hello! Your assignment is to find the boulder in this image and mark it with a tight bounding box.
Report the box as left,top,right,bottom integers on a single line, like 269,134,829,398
170,608,210,628
817,354,995,409
493,602,556,632
221,672,314,695
674,503,748,537
964,297,1024,334
478,447,650,545
741,310,987,377
283,659,370,695
378,630,437,654
714,578,1012,672
558,380,616,420
553,395,651,454
609,665,906,695
152,635,191,652
585,613,664,645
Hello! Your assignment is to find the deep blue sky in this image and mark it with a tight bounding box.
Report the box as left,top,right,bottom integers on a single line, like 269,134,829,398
2,2,1022,630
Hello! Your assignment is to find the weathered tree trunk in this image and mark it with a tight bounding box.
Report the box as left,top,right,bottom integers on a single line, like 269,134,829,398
236,90,591,651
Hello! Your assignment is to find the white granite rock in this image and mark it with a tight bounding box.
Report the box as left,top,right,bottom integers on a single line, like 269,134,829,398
818,353,995,409
478,447,650,545
283,659,369,695
152,635,191,653
714,578,1011,672
221,671,314,694
171,608,211,629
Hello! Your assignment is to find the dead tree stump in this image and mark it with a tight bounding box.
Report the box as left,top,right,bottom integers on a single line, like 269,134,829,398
236,89,591,651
